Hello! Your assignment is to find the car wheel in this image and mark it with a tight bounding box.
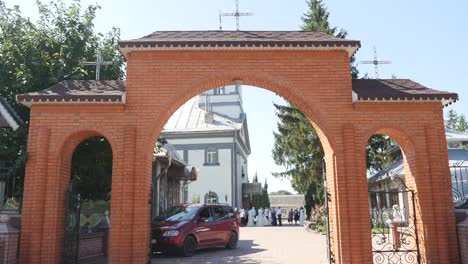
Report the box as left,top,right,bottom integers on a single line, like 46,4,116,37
226,232,238,249
182,236,197,257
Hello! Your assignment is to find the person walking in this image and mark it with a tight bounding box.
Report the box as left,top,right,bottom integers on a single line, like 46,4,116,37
288,209,293,225
294,208,299,225
277,207,282,226
271,207,277,226
299,207,305,226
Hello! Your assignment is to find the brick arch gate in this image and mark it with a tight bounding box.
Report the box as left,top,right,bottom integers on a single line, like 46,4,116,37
17,31,459,263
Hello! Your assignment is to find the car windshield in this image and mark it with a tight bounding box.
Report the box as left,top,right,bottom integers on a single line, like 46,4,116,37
155,206,199,222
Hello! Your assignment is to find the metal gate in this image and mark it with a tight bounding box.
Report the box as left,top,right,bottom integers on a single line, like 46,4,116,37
369,177,421,264
322,158,334,264
451,161,468,209
61,183,81,264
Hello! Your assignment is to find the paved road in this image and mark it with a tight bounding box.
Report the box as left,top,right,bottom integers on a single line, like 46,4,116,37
151,225,328,264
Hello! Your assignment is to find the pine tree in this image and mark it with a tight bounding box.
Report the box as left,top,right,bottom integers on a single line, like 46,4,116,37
446,109,459,129
301,0,358,78
262,178,270,208
457,115,467,132
272,0,361,196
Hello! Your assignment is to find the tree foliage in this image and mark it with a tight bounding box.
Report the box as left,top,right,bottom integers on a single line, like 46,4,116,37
272,102,324,194
0,0,124,200
250,173,270,209
301,0,358,78
366,135,400,175
71,137,112,201
445,109,467,133
272,0,354,198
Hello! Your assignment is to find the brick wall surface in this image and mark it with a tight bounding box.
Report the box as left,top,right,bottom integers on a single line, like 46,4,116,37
18,50,459,263
459,215,468,264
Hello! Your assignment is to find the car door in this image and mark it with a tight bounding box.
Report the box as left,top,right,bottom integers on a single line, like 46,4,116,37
195,207,216,246
211,206,230,243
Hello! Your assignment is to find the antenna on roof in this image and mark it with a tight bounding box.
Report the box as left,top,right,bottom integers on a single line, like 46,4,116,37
220,0,254,31
360,46,391,79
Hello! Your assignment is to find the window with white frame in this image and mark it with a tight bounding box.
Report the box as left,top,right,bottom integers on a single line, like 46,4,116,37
205,147,218,164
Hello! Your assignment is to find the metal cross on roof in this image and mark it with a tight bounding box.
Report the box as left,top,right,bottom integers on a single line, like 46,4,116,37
82,49,113,80
219,0,254,31
360,46,391,79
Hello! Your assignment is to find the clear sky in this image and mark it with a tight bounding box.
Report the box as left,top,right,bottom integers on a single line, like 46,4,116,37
5,0,468,193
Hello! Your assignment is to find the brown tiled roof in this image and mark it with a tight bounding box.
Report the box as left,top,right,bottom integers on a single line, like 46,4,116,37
17,80,125,107
119,31,360,55
353,79,458,106
17,79,458,107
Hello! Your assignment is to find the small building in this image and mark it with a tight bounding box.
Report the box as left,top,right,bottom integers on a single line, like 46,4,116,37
269,194,305,215
152,144,197,217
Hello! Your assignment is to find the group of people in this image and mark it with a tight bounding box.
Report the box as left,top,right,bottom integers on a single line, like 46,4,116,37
238,206,305,227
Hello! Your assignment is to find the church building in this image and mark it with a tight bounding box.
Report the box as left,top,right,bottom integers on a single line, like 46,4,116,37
161,85,251,208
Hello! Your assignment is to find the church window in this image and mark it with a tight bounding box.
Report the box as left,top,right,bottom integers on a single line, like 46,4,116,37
205,147,219,165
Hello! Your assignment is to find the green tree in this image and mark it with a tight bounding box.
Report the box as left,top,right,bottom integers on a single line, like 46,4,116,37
457,115,467,133
301,0,358,78
71,137,112,201
270,190,293,195
0,0,124,201
262,178,270,208
366,135,400,174
445,109,459,130
272,0,361,198
272,102,324,194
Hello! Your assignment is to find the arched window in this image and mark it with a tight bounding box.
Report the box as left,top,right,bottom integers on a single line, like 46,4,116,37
205,191,218,204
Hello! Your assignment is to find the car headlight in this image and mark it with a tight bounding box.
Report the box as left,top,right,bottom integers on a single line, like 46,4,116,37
163,230,179,237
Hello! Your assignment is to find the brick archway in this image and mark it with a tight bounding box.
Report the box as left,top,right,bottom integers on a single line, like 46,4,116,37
17,31,459,263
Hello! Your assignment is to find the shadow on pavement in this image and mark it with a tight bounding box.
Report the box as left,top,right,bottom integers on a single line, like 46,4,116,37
151,239,278,264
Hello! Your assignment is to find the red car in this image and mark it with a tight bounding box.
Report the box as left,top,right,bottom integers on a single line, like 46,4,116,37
151,204,240,257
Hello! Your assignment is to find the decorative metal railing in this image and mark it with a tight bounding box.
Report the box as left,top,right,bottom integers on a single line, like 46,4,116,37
369,177,421,264
451,161,468,209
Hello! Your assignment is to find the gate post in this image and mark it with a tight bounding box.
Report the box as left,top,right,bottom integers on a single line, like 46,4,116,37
327,124,372,263
108,126,136,263
19,127,50,264
419,124,460,263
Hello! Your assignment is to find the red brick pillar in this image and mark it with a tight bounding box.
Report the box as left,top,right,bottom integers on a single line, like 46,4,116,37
328,125,372,264
19,127,50,264
458,210,468,264
131,140,152,263
108,126,136,263
0,214,19,264
422,124,460,263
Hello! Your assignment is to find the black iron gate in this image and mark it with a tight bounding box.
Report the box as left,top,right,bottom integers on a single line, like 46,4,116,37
369,177,421,264
322,158,334,264
62,184,81,264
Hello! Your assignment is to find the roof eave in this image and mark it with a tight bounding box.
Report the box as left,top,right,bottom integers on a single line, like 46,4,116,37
353,97,458,107
118,43,360,59
17,95,126,108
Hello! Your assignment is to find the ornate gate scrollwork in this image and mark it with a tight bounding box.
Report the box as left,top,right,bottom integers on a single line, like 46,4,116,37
369,176,421,264
61,183,81,264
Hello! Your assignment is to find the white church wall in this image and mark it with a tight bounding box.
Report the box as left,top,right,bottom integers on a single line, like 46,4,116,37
185,148,233,205
236,152,247,207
